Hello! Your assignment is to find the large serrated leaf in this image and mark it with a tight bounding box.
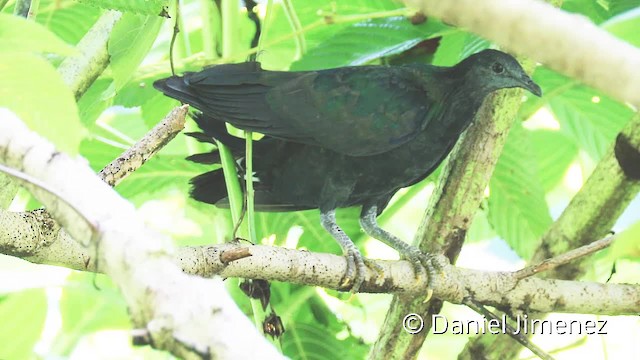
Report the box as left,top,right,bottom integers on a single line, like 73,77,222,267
281,322,368,360
0,53,82,154
549,86,633,160
610,220,640,260
37,1,103,46
76,0,169,16
109,14,163,90
488,124,553,259
115,155,211,199
291,16,451,70
518,67,577,121
530,129,579,191
432,32,490,66
0,13,75,55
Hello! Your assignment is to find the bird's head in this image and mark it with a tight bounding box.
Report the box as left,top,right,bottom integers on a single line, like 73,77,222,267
455,49,542,97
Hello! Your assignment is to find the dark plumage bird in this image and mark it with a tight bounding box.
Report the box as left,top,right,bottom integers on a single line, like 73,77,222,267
154,49,542,292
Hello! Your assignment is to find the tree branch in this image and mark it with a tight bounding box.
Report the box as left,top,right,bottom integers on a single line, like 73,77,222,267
0,108,281,359
1,211,638,316
99,105,189,187
375,1,640,358
404,0,640,107
57,10,122,100
461,100,640,360
0,173,19,209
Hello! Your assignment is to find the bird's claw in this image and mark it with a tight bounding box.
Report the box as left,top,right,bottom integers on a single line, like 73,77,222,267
340,248,367,293
364,258,385,285
405,251,445,301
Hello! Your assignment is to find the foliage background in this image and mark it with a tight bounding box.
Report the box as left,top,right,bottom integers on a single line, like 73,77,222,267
0,0,639,358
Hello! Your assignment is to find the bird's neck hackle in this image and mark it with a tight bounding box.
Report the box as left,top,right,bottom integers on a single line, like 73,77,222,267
412,65,489,137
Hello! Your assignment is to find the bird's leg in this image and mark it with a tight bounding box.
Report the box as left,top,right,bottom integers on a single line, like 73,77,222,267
320,209,367,293
360,204,437,293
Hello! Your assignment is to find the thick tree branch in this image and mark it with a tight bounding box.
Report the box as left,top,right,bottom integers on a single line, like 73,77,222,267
461,108,640,360
1,214,638,316
57,10,122,100
0,109,281,359
0,173,19,209
405,0,640,107
378,1,640,358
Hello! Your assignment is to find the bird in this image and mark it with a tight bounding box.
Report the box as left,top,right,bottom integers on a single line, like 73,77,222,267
154,49,542,292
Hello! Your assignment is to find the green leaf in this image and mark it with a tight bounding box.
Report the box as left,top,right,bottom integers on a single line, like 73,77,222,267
0,289,47,360
549,85,633,159
530,129,579,191
0,53,83,154
488,123,553,259
115,71,172,109
519,67,577,121
467,207,498,243
291,16,451,70
281,322,368,360
0,13,76,55
109,14,163,90
75,0,169,16
610,221,640,260
117,155,211,199
603,6,640,47
78,78,115,126
562,0,609,24
433,32,490,66
37,1,103,46
55,273,130,354
608,0,640,16
258,207,363,255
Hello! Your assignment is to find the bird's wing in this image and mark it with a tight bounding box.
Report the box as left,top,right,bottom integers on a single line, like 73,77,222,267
267,66,436,156
154,63,436,156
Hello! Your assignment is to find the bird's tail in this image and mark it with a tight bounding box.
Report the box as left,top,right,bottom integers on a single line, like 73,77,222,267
186,112,245,205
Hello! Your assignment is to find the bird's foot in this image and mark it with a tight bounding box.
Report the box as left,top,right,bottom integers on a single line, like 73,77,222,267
403,249,446,301
340,247,367,293
364,258,385,285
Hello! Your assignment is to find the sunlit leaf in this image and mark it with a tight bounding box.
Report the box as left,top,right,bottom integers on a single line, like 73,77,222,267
488,123,553,259
0,289,47,360
549,85,633,159
76,0,169,16
610,220,640,260
291,16,451,70
0,13,76,55
530,129,579,191
109,14,163,90
0,53,82,154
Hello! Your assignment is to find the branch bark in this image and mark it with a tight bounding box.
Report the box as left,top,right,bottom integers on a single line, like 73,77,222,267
0,109,281,359
460,101,640,360
57,10,122,100
396,0,640,358
1,212,638,316
404,0,640,107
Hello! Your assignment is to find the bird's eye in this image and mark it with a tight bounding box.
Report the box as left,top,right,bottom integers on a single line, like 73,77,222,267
492,62,505,74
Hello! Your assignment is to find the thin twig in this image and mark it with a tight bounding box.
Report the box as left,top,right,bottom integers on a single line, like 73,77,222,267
169,0,181,76
463,298,555,360
99,105,188,186
514,235,616,280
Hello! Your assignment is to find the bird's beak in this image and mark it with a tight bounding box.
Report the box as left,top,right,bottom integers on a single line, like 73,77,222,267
520,74,542,97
